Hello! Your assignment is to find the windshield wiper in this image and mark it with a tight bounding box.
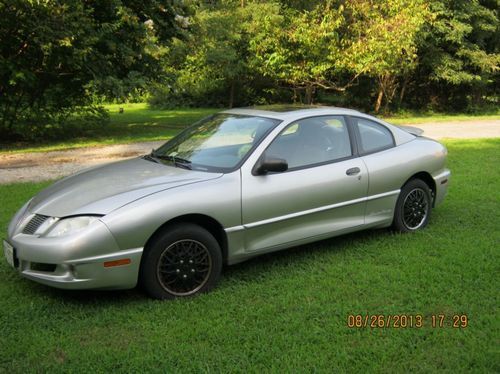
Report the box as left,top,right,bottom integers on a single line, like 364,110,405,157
142,153,161,164
150,150,192,170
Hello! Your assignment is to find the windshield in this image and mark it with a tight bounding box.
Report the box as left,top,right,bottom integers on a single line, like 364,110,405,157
151,114,281,172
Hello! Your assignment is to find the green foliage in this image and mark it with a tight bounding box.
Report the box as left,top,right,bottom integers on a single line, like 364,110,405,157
0,104,220,153
424,0,498,85
411,0,499,111
251,0,430,108
343,0,430,111
1,0,498,138
0,0,186,140
155,0,469,110
150,1,289,108
88,71,150,104
7,105,109,142
249,1,348,103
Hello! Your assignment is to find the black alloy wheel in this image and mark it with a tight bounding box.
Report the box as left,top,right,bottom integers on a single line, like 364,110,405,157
140,223,222,299
393,179,432,233
402,188,429,230
157,239,212,296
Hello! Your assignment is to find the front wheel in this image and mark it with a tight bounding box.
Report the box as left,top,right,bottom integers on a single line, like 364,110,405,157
393,179,432,232
139,224,222,300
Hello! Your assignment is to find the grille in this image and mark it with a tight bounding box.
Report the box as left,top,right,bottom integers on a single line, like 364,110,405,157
22,214,50,235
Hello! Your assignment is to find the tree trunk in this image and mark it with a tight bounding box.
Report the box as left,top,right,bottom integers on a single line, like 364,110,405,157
376,74,398,112
472,85,482,106
399,77,408,107
305,85,313,105
375,87,383,113
385,84,397,112
228,80,235,108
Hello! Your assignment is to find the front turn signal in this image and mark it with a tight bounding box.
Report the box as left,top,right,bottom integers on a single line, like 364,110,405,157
104,259,131,268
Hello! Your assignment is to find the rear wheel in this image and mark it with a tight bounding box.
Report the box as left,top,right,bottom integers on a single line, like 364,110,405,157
393,179,432,232
139,224,222,300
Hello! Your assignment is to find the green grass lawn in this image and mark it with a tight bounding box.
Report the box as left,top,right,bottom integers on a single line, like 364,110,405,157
0,139,499,372
1,103,498,154
0,104,218,154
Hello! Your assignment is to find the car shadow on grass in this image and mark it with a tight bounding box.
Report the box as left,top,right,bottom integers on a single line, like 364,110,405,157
27,281,144,304
24,227,395,304
222,228,388,277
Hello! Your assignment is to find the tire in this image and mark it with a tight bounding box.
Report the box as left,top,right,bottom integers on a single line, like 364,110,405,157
393,179,432,233
139,223,222,300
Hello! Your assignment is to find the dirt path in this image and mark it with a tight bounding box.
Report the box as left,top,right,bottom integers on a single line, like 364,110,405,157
1,120,498,184
412,120,500,139
0,141,164,184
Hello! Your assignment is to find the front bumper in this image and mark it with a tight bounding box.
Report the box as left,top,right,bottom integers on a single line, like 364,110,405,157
5,218,143,290
432,168,451,207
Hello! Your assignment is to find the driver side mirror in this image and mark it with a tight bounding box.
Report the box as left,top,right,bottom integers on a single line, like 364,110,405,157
253,156,288,175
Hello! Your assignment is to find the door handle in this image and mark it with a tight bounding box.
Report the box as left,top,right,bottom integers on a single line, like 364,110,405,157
346,167,360,176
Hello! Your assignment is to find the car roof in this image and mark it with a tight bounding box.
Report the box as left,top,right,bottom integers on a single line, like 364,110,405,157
221,105,364,120
221,105,417,146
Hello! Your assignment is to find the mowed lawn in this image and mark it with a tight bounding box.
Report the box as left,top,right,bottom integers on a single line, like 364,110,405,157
0,139,498,372
0,104,218,154
1,103,498,154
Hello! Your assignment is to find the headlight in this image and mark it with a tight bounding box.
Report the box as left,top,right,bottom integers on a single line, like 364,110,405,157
44,216,100,237
34,217,59,235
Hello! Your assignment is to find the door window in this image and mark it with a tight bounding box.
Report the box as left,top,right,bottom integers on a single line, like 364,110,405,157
265,116,352,169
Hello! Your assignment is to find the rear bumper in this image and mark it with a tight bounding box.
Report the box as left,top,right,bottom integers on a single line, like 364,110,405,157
432,168,451,207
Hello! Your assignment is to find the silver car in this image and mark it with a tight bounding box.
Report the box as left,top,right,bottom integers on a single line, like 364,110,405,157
4,107,450,299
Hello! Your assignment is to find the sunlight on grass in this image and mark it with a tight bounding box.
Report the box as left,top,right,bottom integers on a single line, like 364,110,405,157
1,103,497,154
0,139,498,371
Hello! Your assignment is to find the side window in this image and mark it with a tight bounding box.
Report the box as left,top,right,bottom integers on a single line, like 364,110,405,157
354,118,394,154
265,116,352,169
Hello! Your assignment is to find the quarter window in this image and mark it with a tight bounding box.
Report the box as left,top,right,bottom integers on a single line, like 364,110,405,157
265,116,352,169
353,118,394,154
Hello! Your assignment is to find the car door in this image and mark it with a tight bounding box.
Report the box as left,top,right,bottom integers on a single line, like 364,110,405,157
241,115,368,252
349,116,401,226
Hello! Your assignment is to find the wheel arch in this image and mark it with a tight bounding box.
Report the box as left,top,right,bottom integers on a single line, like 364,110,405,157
403,171,436,205
143,214,228,264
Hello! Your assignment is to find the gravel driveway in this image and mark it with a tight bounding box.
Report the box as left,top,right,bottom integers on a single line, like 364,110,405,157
1,120,498,184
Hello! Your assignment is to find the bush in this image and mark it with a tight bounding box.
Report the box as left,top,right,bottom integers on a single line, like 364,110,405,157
3,106,109,142
87,71,152,105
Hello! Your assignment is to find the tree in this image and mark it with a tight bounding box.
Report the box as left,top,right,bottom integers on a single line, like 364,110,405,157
152,0,283,108
343,0,430,112
415,0,499,110
249,0,428,108
174,7,248,107
141,0,500,112
0,0,186,140
250,1,352,104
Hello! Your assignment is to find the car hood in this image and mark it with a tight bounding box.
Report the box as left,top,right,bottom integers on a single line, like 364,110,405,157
29,157,222,217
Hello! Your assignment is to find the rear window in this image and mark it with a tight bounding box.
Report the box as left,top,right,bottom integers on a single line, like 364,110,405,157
353,118,394,154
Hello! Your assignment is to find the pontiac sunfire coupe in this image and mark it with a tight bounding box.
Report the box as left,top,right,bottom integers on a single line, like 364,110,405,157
4,106,450,299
